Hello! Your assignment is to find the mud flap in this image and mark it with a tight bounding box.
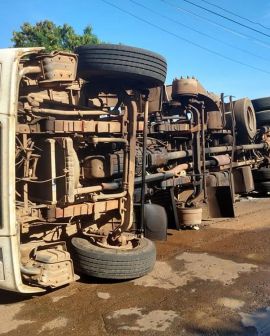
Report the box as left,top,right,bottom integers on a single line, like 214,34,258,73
144,204,167,241
207,186,235,218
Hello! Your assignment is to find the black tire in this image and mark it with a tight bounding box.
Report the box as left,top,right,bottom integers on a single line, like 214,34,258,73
254,181,270,193
253,168,270,182
252,97,270,112
255,110,270,126
233,98,257,143
71,236,156,279
76,44,167,89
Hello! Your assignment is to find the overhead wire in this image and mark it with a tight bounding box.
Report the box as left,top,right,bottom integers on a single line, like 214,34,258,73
100,0,270,76
182,0,270,38
129,0,270,63
199,0,270,31
161,0,270,49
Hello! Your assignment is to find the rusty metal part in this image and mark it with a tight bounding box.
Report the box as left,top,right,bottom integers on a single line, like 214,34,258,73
75,186,103,194
20,264,41,276
83,156,107,179
16,119,145,134
207,171,232,187
83,152,125,179
207,186,235,218
171,77,220,113
121,94,137,231
30,243,75,288
31,107,108,116
233,166,254,194
208,143,266,153
91,191,127,202
166,143,267,161
206,170,235,218
207,111,223,129
37,51,77,85
46,199,120,219
105,169,189,191
155,123,191,132
142,86,162,113
232,159,262,167
109,93,138,239
96,233,138,250
140,96,149,236
167,163,189,175
172,77,206,98
220,92,227,128
186,104,202,207
89,137,128,145
228,95,237,201
19,66,42,77
27,139,57,204
164,84,172,101
201,103,207,201
63,138,80,204
211,155,231,166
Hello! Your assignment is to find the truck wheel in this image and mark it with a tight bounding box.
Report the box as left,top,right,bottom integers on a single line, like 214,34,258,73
76,44,167,89
253,168,270,182
252,97,270,112
233,98,257,144
71,236,156,279
255,110,270,126
255,181,270,193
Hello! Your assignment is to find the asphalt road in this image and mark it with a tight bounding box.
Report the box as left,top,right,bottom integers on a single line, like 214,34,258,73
1,197,270,336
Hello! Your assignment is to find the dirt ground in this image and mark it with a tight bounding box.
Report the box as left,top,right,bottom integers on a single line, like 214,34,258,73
2,197,270,336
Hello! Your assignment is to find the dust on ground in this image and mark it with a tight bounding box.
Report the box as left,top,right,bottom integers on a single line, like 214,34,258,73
133,252,257,289
1,197,270,336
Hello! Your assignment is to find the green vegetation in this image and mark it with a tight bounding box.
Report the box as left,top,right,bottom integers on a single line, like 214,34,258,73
12,20,101,52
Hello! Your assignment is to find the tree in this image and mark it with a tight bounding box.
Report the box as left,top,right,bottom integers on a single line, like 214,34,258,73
12,21,101,52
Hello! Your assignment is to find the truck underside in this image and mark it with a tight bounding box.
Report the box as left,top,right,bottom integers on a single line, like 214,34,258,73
0,45,269,293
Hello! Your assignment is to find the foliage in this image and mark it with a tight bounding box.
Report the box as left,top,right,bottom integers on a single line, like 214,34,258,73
12,21,101,52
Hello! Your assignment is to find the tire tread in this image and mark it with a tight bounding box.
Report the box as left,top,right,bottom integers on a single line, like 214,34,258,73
71,236,156,280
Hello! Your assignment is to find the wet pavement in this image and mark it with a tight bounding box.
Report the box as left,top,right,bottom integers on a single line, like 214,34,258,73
1,197,270,335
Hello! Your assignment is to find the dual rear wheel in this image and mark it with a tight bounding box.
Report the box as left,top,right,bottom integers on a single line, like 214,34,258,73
252,97,270,126
253,167,270,194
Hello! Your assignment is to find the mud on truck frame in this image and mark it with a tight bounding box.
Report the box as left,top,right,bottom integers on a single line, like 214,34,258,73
0,44,269,293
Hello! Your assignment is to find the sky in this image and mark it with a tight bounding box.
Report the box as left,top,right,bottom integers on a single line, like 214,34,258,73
1,0,270,99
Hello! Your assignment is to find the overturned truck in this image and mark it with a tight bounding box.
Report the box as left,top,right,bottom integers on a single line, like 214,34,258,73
137,76,269,227
0,44,269,293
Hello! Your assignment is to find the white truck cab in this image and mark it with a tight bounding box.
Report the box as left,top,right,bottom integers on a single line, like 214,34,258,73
0,48,46,293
